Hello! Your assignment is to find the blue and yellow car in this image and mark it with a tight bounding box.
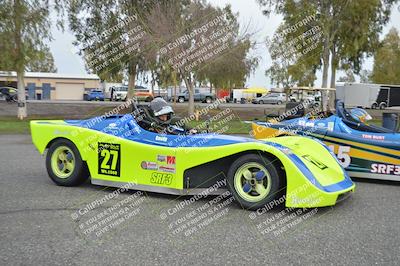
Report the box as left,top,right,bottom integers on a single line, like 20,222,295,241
30,105,355,210
252,101,400,181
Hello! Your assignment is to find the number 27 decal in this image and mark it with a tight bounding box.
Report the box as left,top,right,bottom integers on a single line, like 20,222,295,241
98,142,121,177
100,149,119,170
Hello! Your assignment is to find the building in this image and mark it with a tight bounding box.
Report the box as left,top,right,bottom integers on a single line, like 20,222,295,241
0,72,100,100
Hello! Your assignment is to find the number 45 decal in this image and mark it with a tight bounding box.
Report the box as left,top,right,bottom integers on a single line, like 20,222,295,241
328,145,351,168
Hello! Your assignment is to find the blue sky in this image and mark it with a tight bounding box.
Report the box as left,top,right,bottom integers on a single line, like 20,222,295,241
49,0,400,88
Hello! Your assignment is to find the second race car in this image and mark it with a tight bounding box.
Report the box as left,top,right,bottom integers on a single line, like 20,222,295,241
252,101,400,181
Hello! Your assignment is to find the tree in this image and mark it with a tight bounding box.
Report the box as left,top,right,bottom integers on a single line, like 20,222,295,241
26,47,57,73
67,0,160,100
265,22,319,88
0,0,54,119
359,70,372,84
196,34,258,91
338,69,355,83
266,62,292,89
258,0,398,112
148,1,255,115
371,28,400,84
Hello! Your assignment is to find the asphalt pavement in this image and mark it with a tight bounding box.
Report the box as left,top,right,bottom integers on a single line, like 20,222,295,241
0,134,399,265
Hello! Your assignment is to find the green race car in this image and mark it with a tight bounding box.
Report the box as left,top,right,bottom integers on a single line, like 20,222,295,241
30,105,355,210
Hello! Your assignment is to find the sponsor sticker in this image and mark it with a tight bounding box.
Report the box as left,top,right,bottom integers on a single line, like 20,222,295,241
157,155,176,164
159,165,176,173
167,156,176,165
54,130,69,135
141,161,158,170
327,122,334,131
157,155,166,162
362,134,385,140
155,136,168,142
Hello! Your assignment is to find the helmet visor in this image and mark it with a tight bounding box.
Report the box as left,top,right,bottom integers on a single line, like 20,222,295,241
154,105,174,117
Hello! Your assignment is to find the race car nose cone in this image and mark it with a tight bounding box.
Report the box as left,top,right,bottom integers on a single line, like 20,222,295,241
255,171,265,181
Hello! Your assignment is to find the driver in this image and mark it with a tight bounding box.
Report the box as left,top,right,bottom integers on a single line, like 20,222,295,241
147,98,197,134
350,108,372,124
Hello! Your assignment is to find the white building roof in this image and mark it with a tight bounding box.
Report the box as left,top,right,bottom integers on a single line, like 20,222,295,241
0,71,100,80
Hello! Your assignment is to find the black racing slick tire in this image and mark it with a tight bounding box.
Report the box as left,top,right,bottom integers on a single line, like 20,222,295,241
226,154,284,210
46,139,89,186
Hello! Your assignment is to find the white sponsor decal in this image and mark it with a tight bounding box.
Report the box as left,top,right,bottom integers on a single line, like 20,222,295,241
371,163,400,175
141,161,158,170
155,136,168,142
327,122,334,131
362,134,385,140
54,130,70,135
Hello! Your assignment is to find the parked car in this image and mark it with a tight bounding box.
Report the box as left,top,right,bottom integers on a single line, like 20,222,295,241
86,89,105,101
113,86,153,102
176,89,216,103
0,87,18,102
252,93,286,104
113,86,128,101
134,86,153,102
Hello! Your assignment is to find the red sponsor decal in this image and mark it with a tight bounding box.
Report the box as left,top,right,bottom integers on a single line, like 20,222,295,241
159,165,175,173
167,156,176,165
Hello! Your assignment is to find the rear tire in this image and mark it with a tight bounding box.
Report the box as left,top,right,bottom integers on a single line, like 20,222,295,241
178,97,185,103
205,97,212,104
46,139,89,186
379,102,387,110
226,154,284,210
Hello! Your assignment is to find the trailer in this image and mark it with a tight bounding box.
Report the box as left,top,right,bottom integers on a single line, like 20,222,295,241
232,88,268,103
336,83,400,109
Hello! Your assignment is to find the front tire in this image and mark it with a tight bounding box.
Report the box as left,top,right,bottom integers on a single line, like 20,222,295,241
46,139,89,186
227,154,284,210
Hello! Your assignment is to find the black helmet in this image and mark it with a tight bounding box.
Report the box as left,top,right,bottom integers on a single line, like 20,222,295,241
149,98,174,118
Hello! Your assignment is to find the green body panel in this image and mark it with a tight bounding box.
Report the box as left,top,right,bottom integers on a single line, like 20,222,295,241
30,121,355,208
